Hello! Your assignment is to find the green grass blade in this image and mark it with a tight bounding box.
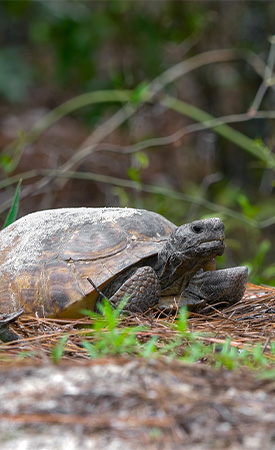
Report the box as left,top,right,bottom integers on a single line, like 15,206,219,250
142,335,158,358
82,341,99,359
3,179,22,228
51,334,69,364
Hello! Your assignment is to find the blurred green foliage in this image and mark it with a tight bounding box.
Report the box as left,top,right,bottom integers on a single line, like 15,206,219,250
0,1,223,96
3,179,21,228
0,48,34,103
0,1,275,285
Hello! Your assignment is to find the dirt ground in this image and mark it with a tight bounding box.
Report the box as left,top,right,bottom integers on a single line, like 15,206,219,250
1,284,275,449
0,357,275,450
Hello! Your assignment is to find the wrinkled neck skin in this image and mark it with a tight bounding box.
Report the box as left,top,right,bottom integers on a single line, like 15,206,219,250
155,251,201,295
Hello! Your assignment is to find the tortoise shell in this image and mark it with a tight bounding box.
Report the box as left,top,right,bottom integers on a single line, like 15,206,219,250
0,208,176,318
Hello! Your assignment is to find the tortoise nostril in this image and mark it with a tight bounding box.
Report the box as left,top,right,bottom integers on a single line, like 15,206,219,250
191,223,203,234
214,221,224,232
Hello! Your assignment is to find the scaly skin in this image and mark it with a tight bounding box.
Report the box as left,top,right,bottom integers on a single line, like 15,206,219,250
183,266,249,308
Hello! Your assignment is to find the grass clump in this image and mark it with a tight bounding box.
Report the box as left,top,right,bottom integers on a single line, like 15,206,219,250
51,301,274,373
81,299,151,359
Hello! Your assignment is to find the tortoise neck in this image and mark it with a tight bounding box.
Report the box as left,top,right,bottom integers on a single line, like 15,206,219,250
155,254,193,295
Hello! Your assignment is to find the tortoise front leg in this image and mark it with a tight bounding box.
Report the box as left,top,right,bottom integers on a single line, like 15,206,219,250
183,266,248,307
107,266,161,313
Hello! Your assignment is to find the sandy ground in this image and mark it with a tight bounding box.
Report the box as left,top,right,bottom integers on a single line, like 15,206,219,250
0,357,275,450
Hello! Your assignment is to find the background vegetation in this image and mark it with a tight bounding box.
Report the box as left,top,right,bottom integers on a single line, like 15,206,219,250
0,1,275,284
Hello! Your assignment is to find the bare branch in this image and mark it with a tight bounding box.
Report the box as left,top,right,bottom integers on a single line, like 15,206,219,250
249,34,275,114
93,110,275,155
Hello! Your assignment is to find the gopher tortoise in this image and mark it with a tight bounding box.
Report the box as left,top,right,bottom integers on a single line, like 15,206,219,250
0,208,248,337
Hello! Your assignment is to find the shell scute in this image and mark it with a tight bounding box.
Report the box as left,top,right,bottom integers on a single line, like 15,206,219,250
60,222,128,261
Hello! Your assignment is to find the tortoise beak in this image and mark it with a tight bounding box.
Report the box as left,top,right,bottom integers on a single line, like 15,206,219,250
196,238,225,257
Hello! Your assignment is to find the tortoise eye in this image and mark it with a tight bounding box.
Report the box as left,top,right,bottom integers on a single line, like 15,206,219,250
191,223,203,234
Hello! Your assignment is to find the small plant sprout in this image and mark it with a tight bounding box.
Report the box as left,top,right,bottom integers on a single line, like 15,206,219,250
51,334,70,364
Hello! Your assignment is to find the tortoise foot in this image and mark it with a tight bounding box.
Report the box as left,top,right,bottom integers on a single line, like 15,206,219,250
109,266,161,313
184,266,248,308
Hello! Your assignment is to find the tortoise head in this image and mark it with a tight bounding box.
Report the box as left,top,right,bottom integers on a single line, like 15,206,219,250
156,217,225,295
